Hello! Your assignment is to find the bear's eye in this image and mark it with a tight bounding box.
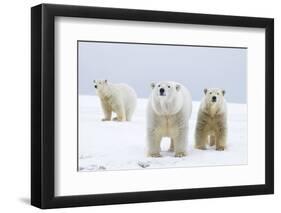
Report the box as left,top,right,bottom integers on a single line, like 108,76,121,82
158,85,160,87
217,93,219,95
168,85,170,88
209,92,212,94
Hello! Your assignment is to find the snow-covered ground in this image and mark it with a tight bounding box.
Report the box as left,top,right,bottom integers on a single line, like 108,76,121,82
78,95,247,172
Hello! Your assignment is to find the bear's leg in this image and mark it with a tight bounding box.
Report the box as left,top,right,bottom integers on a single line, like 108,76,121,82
100,100,112,121
168,139,174,152
147,129,162,157
113,104,126,122
125,109,132,121
209,135,216,147
195,129,208,150
216,130,227,151
125,103,136,121
173,130,187,157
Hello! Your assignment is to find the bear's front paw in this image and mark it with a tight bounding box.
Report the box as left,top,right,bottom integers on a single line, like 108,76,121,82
195,145,207,150
216,146,225,151
175,152,186,157
101,118,111,121
148,153,162,158
112,117,125,122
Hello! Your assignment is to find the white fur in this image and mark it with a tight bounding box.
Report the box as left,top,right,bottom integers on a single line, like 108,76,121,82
94,80,137,122
195,88,227,150
146,81,192,157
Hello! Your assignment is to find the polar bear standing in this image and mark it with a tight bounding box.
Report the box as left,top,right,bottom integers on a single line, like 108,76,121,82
146,81,192,157
93,80,137,122
195,88,227,151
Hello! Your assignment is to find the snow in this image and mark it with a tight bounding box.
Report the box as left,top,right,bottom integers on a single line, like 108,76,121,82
78,95,247,172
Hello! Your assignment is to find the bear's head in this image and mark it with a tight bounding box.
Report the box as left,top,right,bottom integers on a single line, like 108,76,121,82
93,80,109,96
93,80,108,91
202,88,226,113
151,81,181,100
150,81,183,115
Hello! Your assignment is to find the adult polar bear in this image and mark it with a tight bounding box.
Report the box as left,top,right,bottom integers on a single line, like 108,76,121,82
93,80,137,122
146,81,192,157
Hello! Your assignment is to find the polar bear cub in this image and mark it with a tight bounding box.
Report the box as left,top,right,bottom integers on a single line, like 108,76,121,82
146,81,192,157
93,80,137,122
195,88,227,151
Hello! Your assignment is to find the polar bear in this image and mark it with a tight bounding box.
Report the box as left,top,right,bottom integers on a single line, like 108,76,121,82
195,88,227,151
93,80,137,122
146,81,192,157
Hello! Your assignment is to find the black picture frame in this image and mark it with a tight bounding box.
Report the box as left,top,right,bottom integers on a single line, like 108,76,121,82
31,3,274,209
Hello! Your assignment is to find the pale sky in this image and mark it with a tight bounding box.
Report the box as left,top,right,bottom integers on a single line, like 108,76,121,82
78,41,247,103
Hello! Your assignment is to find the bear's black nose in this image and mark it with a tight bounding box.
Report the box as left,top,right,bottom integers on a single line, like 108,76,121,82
159,88,165,94
94,85,97,89
212,96,217,102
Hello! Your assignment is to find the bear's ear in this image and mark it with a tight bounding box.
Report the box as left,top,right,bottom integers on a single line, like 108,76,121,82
104,80,108,84
151,82,155,89
222,89,226,96
204,88,208,94
93,80,96,83
176,84,181,91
